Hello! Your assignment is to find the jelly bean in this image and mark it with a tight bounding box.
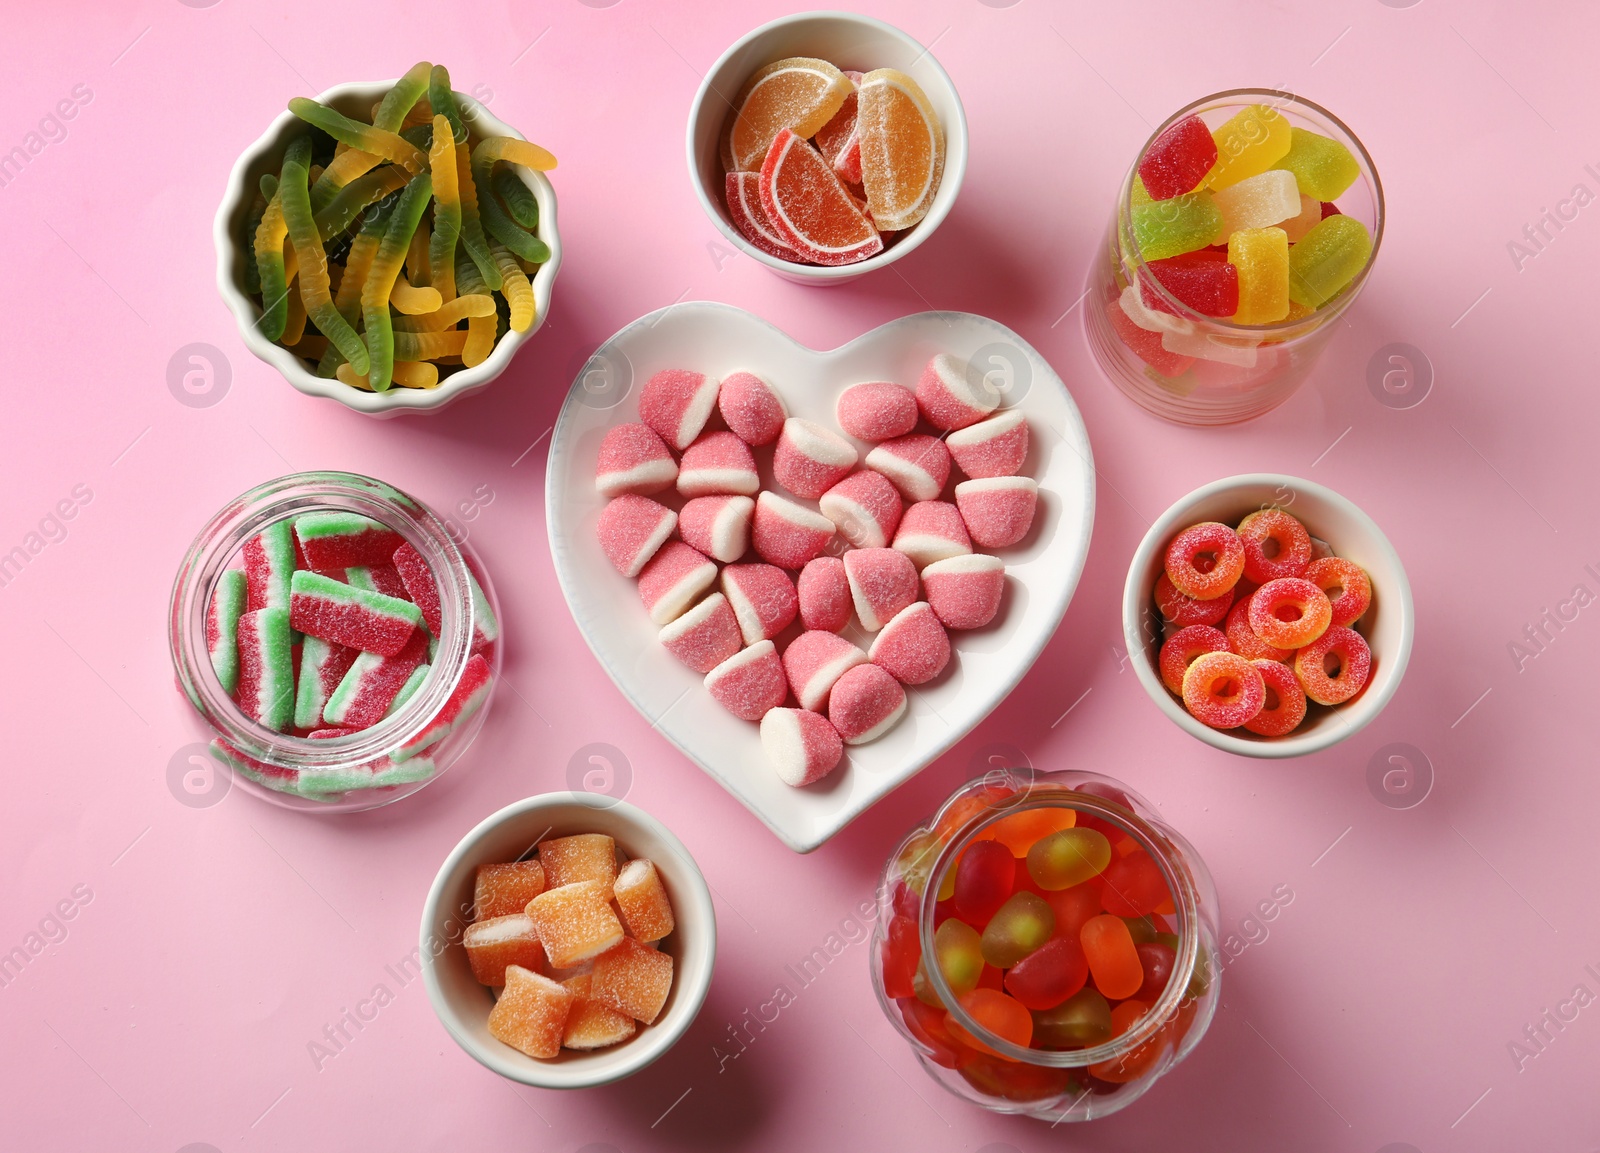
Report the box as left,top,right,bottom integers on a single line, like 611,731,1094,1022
1026,828,1111,892
980,891,1055,968
897,998,961,1068
427,115,461,301
1164,521,1245,601
1228,226,1290,324
1272,127,1360,202
948,988,1032,1055
976,964,1005,992
891,880,919,921
278,149,369,374
1137,114,1217,200
427,64,466,144
976,806,1076,857
1140,250,1239,318
956,1049,1075,1102
1131,191,1223,261
362,173,434,391
1032,987,1112,1049
1288,214,1372,308
490,243,536,332
454,141,503,291
893,830,941,894
1121,916,1158,946
1089,999,1168,1082
932,917,984,997
1080,914,1143,1000
1004,936,1088,1011
1294,625,1372,706
1135,942,1177,1003
373,62,433,132
881,915,920,1000
288,98,429,173
1043,881,1104,941
1099,850,1168,918
1207,104,1292,191
494,167,540,229
952,839,1017,924
472,145,552,264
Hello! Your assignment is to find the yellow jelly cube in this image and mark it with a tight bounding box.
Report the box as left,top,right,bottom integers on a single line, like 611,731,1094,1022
463,913,546,986
487,965,573,1060
538,833,619,896
613,859,676,943
1207,104,1293,191
1228,227,1291,325
474,860,546,920
525,879,625,969
560,973,639,1051
591,937,674,1025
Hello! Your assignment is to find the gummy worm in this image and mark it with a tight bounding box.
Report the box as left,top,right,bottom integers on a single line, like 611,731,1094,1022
489,242,535,332
473,135,558,173
372,62,433,132
335,193,398,324
243,189,268,295
406,218,431,288
453,248,499,367
428,65,466,144
279,149,370,373
288,98,428,173
454,140,502,291
313,165,408,242
253,136,311,341
336,359,439,390
491,167,539,230
281,280,307,345
309,149,380,213
427,115,461,301
362,172,434,392
391,272,443,315
471,143,551,264
392,329,469,361
392,293,494,332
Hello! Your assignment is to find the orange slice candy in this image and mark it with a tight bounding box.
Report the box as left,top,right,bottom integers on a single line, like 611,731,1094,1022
815,70,863,184
759,128,883,266
856,68,944,231
726,57,853,173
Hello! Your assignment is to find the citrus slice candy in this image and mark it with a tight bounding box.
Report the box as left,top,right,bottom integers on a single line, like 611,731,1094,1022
725,171,801,261
727,56,852,173
856,68,944,231
816,69,863,183
759,128,883,266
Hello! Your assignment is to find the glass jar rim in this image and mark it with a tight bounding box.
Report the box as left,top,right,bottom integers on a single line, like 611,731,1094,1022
1120,87,1386,333
167,470,478,776
916,780,1205,1071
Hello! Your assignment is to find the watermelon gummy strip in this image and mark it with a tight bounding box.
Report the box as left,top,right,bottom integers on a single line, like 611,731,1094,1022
345,564,410,601
294,512,405,571
466,559,500,652
207,570,248,695
392,652,492,762
293,635,359,730
290,570,422,656
236,607,295,732
244,519,297,614
393,542,443,636
385,663,431,719
324,630,429,729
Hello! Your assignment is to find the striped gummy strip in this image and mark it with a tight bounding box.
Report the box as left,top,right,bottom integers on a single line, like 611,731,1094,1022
289,570,422,656
243,520,296,613
345,563,410,601
384,662,431,719
235,606,295,731
293,635,359,730
393,542,498,653
294,511,405,571
206,569,248,695
392,652,492,761
323,630,429,728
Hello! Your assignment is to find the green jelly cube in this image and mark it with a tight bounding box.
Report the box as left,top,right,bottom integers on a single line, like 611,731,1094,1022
1288,214,1373,308
1273,128,1361,202
1131,191,1224,261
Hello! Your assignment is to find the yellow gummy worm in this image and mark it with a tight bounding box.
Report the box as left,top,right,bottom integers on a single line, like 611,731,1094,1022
287,334,329,361
362,173,435,391
406,219,431,287
391,273,443,315
279,151,370,373
454,141,502,290
489,243,535,332
253,195,290,338
337,360,439,390
334,363,373,391
335,231,377,326
427,115,460,301
472,136,558,172
309,148,381,213
372,62,433,132
281,281,307,345
288,98,428,173
392,293,494,332
392,329,469,361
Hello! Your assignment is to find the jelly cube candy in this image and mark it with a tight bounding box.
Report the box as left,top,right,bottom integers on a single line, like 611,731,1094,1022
1006,935,1089,1011
613,858,675,942
979,891,1055,968
1026,828,1112,891
1288,214,1372,309
475,860,546,920
1280,193,1323,242
1206,104,1292,191
1032,987,1112,1049
855,68,945,231
1137,114,1217,200
486,965,573,1059
525,880,625,969
952,840,1017,924
538,833,619,896
1080,914,1144,1000
464,913,546,985
207,569,248,695
591,937,674,1024
1131,192,1223,261
1104,298,1197,378
1140,251,1239,318
1272,127,1360,201
948,988,1032,1056
1227,227,1290,324
560,973,638,1050
1098,850,1169,918
1211,169,1300,235
727,56,853,173
881,914,921,1000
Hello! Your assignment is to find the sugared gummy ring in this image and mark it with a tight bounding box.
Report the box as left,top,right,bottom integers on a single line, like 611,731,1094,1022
1236,509,1312,584
1159,625,1228,696
1154,572,1232,628
1243,658,1307,736
1293,625,1372,705
1223,598,1291,662
1180,650,1265,729
1163,522,1244,600
1305,557,1371,628
1248,577,1332,650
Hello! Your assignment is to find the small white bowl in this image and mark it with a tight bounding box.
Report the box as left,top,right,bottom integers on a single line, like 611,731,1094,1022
214,80,561,417
686,11,968,286
420,794,715,1088
1122,474,1413,759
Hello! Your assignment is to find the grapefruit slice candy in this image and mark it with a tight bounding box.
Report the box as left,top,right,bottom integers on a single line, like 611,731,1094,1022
725,171,801,261
727,56,852,173
856,68,945,231
759,128,883,266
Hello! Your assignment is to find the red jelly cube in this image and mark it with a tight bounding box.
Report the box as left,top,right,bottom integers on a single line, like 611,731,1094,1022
1140,251,1240,318
1137,115,1218,200
1104,300,1196,379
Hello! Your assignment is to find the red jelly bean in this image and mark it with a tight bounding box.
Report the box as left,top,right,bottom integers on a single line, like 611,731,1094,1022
949,988,1033,1055
1004,935,1089,1010
897,997,961,1069
1045,881,1104,941
952,839,1017,925
957,1049,1074,1103
1099,850,1168,918
1135,941,1177,1003
1140,251,1240,318
1137,114,1218,200
891,880,919,920
881,915,921,1000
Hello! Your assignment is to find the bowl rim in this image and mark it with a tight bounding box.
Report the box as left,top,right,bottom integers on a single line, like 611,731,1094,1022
1121,473,1413,759
213,78,562,415
419,792,717,1088
684,10,969,282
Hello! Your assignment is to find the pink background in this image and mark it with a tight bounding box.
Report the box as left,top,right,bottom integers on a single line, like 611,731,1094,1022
2,1,1596,1150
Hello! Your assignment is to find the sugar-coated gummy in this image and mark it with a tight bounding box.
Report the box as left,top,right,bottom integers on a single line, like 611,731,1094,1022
244,519,297,613
717,371,788,446
639,369,720,452
637,542,719,626
855,68,944,232
539,834,619,895
1104,297,1197,378
1293,625,1372,706
751,491,836,569
946,410,1029,480
476,860,547,920
1181,650,1266,729
1272,127,1361,202
869,601,951,685
1288,214,1373,309
1206,104,1293,191
1223,598,1291,663
843,547,920,633
207,569,248,695
391,652,492,761
782,630,868,712
760,706,844,787
1211,169,1301,236
835,381,918,442
915,353,999,432
1159,624,1229,696
893,500,972,569
1139,251,1239,319
1228,227,1291,325
526,880,626,969
921,553,1005,630
954,477,1038,549
293,634,360,729
1164,522,1245,602
1236,508,1313,584
659,592,744,673
865,434,952,503
613,858,676,943
1243,657,1308,736
236,607,296,731
726,170,804,261
323,629,430,729
704,640,789,721
464,914,547,986
591,937,675,1025
721,563,799,645
827,662,907,744
1131,192,1223,262
1248,577,1332,650
289,569,424,656
560,972,639,1050
1305,557,1371,628
596,422,679,499
773,418,859,500
727,56,853,173
819,469,903,548
1154,572,1232,628
677,431,760,498
1137,115,1218,201
797,556,852,632
487,965,573,1059
760,128,882,266
597,494,678,578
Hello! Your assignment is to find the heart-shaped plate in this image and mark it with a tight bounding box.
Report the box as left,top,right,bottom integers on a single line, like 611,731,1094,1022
546,303,1095,851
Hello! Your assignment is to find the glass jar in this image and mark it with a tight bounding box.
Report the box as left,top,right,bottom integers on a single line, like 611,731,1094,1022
1084,89,1383,425
168,471,502,812
870,767,1220,1121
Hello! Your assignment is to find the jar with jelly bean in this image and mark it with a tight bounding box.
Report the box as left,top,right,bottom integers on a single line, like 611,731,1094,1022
168,471,502,812
1084,89,1383,425
870,767,1220,1120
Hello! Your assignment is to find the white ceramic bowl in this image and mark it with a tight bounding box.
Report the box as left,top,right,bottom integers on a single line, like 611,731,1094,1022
1122,474,1413,758
214,80,561,417
546,302,1095,851
420,793,715,1088
686,12,968,286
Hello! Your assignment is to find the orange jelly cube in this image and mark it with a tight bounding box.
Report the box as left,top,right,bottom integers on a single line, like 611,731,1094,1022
525,880,625,969
474,860,546,919
613,858,676,943
539,834,619,896
463,913,546,986
487,965,573,1060
560,973,638,1051
591,937,674,1025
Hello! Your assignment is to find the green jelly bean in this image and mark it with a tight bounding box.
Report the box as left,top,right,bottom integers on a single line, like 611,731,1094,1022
279,150,369,374
362,173,434,392
1032,988,1112,1049
1131,191,1223,261
473,146,550,263
428,65,466,144
1123,916,1159,946
493,167,540,230
980,892,1055,969
918,918,983,1004
1026,828,1112,891
373,61,433,132
1287,214,1372,309
254,136,312,341
313,165,409,243
1272,127,1360,202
